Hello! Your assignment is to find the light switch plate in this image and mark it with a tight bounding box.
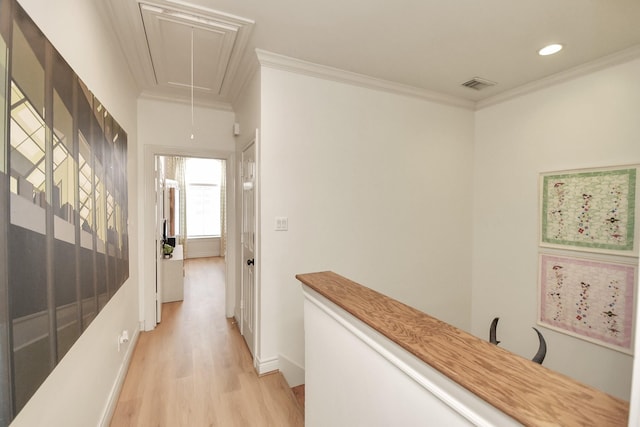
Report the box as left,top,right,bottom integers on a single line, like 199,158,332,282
275,217,288,231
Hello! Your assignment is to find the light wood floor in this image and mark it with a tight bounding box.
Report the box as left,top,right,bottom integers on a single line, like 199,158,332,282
110,257,304,427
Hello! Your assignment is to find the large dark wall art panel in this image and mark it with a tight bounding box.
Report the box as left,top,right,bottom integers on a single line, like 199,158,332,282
0,0,130,422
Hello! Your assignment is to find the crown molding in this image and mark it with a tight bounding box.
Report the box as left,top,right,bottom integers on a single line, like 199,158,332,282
100,0,157,89
139,91,234,111
476,44,640,110
229,54,260,108
139,2,252,96
255,45,640,112
255,49,475,110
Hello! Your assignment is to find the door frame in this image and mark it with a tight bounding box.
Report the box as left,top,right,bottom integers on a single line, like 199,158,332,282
240,138,258,361
155,155,163,324
142,144,237,330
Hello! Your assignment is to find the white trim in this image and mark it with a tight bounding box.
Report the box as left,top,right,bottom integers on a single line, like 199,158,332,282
98,0,157,88
303,286,519,427
278,353,305,387
255,45,640,112
255,49,475,110
139,91,233,111
230,56,259,108
99,327,140,427
101,0,253,109
477,45,640,109
142,144,237,332
255,355,279,375
253,130,262,372
240,135,260,368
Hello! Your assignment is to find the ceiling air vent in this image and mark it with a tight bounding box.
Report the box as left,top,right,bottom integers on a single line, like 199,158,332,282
461,77,497,91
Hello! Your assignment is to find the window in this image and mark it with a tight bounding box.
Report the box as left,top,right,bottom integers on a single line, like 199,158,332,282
185,157,222,237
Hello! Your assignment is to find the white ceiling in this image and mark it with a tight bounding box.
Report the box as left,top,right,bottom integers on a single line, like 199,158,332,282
100,0,640,109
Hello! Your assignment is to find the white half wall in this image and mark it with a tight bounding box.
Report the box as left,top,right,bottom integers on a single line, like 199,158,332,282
303,286,519,427
259,66,475,381
10,0,140,425
471,57,640,399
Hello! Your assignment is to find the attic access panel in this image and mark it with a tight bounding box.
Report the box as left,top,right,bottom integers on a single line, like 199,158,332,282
139,2,251,96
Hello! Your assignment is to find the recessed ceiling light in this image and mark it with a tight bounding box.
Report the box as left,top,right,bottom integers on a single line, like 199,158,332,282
538,44,563,56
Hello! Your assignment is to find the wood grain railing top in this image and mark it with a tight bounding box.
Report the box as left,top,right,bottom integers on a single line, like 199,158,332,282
296,271,629,427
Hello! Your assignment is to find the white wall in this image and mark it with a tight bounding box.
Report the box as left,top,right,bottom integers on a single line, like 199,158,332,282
259,66,475,381
10,0,140,425
137,98,237,328
231,66,260,323
471,58,640,399
137,99,236,152
232,66,261,148
186,237,221,258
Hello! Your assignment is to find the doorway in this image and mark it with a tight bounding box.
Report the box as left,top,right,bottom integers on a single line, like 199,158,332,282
155,155,227,324
142,145,236,332
159,156,226,259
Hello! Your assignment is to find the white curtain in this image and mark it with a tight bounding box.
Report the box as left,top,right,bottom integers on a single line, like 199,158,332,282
220,160,227,256
164,157,176,184
175,156,188,257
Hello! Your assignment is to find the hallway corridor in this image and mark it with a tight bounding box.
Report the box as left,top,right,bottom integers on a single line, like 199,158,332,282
110,257,304,426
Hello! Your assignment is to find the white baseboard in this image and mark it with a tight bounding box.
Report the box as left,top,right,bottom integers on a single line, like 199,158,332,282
99,327,140,427
255,355,279,375
279,354,305,387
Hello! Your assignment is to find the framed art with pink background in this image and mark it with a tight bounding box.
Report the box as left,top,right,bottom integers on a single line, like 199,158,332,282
538,253,636,354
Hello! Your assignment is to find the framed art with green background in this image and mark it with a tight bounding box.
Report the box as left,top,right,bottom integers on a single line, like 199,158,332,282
540,166,639,256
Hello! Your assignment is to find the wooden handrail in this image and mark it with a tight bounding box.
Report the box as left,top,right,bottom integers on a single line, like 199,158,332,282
296,271,629,426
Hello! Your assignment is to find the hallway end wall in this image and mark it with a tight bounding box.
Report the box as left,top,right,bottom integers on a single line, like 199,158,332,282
137,98,237,331
471,57,640,399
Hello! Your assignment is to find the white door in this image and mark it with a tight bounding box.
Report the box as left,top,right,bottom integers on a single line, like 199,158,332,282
241,141,256,357
155,156,163,323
